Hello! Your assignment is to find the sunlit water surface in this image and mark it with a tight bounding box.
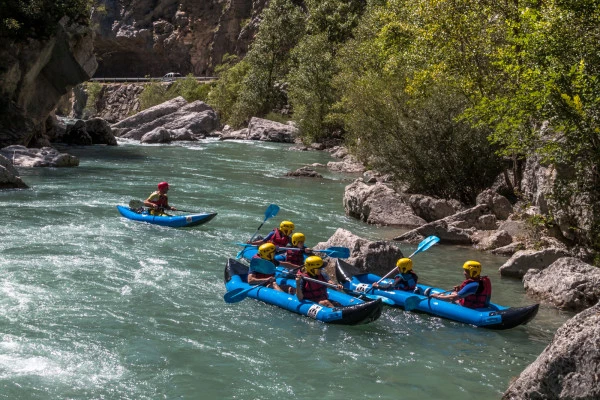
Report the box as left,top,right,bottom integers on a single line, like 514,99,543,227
0,140,572,399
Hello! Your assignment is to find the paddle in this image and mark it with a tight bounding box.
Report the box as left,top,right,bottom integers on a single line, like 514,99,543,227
294,275,394,305
248,204,280,242
234,243,350,259
223,281,270,303
236,204,280,259
403,288,454,310
372,235,440,288
223,257,278,303
128,199,203,213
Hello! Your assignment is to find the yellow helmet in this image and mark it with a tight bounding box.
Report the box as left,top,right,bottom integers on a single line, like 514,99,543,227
396,258,413,274
258,243,276,261
304,256,324,276
463,260,482,278
279,221,295,236
291,232,305,246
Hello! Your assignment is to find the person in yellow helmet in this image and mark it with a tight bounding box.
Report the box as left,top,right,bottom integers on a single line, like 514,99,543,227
429,261,492,309
372,258,418,292
248,243,296,294
248,220,294,247
278,232,313,267
295,256,342,308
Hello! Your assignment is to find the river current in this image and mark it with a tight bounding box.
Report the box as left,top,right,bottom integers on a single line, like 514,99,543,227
0,140,572,399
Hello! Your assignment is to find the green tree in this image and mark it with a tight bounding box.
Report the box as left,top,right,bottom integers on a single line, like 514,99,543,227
207,55,250,125
287,33,338,142
229,0,305,127
0,0,92,39
334,0,504,203
305,0,367,43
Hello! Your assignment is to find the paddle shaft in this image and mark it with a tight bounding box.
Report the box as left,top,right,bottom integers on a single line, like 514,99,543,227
249,204,280,242
374,235,440,286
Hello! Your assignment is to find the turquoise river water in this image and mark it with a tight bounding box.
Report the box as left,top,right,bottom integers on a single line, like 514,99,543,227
1,139,573,399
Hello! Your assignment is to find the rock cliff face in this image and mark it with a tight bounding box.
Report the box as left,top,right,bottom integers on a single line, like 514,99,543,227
91,0,268,77
0,19,97,148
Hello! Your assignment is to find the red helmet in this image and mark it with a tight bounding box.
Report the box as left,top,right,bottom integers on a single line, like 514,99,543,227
157,181,169,190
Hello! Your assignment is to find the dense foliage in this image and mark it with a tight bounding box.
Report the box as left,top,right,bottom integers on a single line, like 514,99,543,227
0,0,91,38
207,0,600,252
139,75,213,111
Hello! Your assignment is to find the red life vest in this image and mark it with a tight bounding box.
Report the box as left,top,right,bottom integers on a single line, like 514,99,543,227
298,271,328,302
269,228,290,247
458,276,492,309
285,248,304,266
149,192,168,208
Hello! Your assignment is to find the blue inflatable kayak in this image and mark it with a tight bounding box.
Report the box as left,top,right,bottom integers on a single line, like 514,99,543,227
116,205,217,227
224,258,383,325
335,259,539,330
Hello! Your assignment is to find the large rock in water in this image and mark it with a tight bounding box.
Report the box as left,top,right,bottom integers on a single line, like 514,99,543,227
0,154,28,188
523,257,600,312
315,228,404,277
502,302,600,399
343,180,426,227
0,19,97,147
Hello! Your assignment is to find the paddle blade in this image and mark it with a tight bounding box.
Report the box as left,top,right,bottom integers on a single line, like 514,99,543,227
223,288,248,303
264,204,280,220
318,247,350,259
129,199,144,209
250,258,276,274
409,235,440,258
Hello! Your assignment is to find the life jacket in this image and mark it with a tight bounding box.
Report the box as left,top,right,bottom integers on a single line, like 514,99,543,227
148,191,168,208
269,228,290,247
285,248,304,266
298,271,328,302
393,271,418,291
458,276,492,309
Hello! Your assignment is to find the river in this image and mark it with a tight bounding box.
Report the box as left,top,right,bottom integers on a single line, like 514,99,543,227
0,139,573,399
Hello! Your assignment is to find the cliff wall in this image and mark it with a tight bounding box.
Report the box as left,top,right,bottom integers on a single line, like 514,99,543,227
0,19,97,148
91,0,268,77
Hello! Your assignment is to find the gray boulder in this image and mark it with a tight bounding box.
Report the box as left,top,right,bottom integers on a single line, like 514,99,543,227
0,145,78,167
315,228,404,277
84,118,117,145
408,194,462,222
112,96,188,132
503,302,600,400
476,189,513,220
0,153,28,188
121,100,218,140
499,248,571,279
344,180,426,227
247,117,298,142
523,257,600,312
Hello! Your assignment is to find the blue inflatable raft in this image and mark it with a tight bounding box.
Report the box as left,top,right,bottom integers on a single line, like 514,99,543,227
224,258,383,325
116,205,217,228
335,259,539,330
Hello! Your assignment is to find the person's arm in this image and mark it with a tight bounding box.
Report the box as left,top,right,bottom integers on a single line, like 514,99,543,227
279,260,300,271
373,276,398,289
322,271,343,290
432,282,478,302
247,272,273,285
144,193,159,209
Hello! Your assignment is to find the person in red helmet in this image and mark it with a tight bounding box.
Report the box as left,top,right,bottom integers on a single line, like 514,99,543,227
144,182,177,216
